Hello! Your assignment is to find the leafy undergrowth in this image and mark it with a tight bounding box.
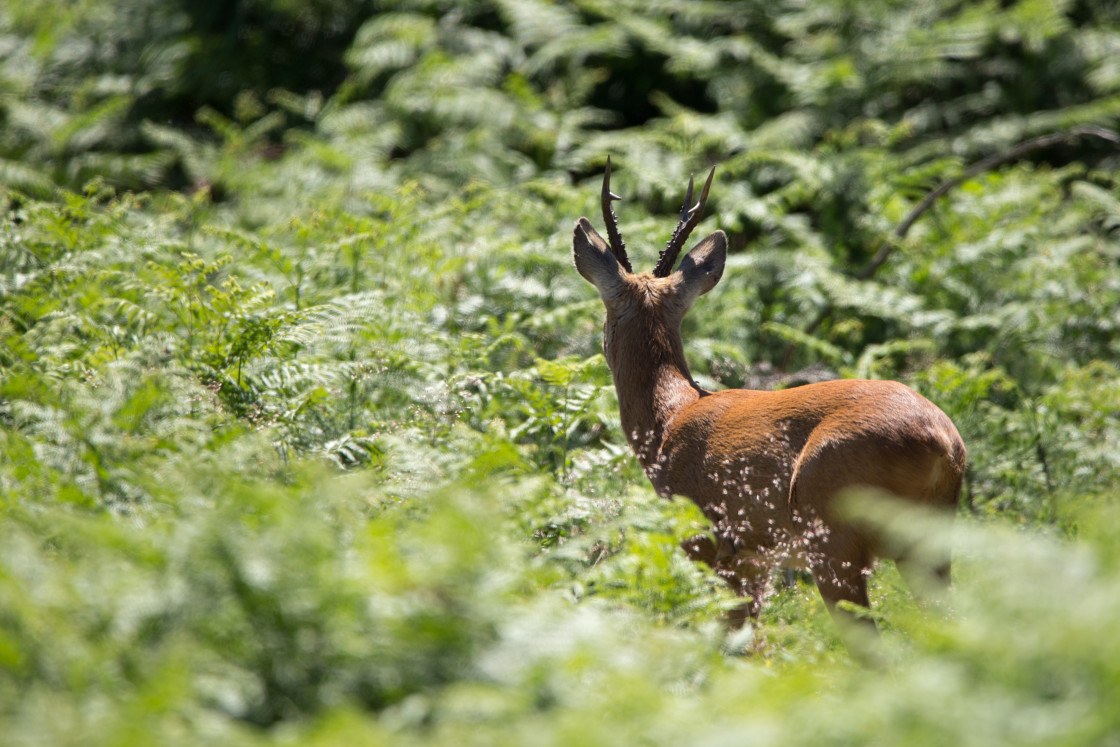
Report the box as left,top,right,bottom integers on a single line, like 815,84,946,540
3,177,1119,745
3,455,1120,745
3,0,1120,743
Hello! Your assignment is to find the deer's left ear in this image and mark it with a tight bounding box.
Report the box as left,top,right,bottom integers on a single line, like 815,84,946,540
673,230,726,304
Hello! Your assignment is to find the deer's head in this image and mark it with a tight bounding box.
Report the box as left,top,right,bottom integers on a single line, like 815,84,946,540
572,157,727,371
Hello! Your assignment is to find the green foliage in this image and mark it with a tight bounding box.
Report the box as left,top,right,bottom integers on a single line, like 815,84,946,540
2,0,1120,744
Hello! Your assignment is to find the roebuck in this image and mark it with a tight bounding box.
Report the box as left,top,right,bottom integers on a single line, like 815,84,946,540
572,158,966,627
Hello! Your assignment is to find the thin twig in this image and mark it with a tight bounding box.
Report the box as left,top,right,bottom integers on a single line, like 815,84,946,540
859,124,1120,281
778,124,1120,371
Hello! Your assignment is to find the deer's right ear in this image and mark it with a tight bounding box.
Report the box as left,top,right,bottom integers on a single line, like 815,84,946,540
673,230,727,306
573,218,627,297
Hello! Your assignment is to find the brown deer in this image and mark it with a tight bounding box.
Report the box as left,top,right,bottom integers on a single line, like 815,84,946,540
572,158,967,628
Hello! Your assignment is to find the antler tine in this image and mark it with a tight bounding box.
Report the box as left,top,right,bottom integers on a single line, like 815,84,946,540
653,166,716,277
679,174,695,223
601,156,632,273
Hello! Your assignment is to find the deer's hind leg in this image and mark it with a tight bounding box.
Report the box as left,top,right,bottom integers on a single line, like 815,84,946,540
788,444,878,626
790,435,962,625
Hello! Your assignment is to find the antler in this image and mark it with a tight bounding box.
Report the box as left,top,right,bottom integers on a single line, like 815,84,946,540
653,166,716,277
600,156,632,273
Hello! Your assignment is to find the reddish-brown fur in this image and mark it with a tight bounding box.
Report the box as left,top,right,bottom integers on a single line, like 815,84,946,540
573,210,966,627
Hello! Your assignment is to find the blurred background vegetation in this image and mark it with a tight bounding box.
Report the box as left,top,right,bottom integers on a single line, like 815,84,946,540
2,0,1120,744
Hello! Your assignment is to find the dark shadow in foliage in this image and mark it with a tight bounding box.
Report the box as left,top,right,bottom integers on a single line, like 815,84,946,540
133,0,375,127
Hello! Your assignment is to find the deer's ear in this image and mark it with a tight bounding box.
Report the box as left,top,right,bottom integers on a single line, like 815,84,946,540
573,218,627,298
673,230,726,304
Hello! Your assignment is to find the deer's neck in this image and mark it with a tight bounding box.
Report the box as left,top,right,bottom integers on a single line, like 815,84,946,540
607,319,703,468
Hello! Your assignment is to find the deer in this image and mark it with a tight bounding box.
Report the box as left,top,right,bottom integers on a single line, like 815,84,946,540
571,158,967,630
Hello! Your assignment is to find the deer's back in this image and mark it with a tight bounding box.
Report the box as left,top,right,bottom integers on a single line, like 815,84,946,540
656,379,966,532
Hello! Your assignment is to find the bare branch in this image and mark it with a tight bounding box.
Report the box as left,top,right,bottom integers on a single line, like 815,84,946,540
780,125,1120,370
857,124,1120,281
